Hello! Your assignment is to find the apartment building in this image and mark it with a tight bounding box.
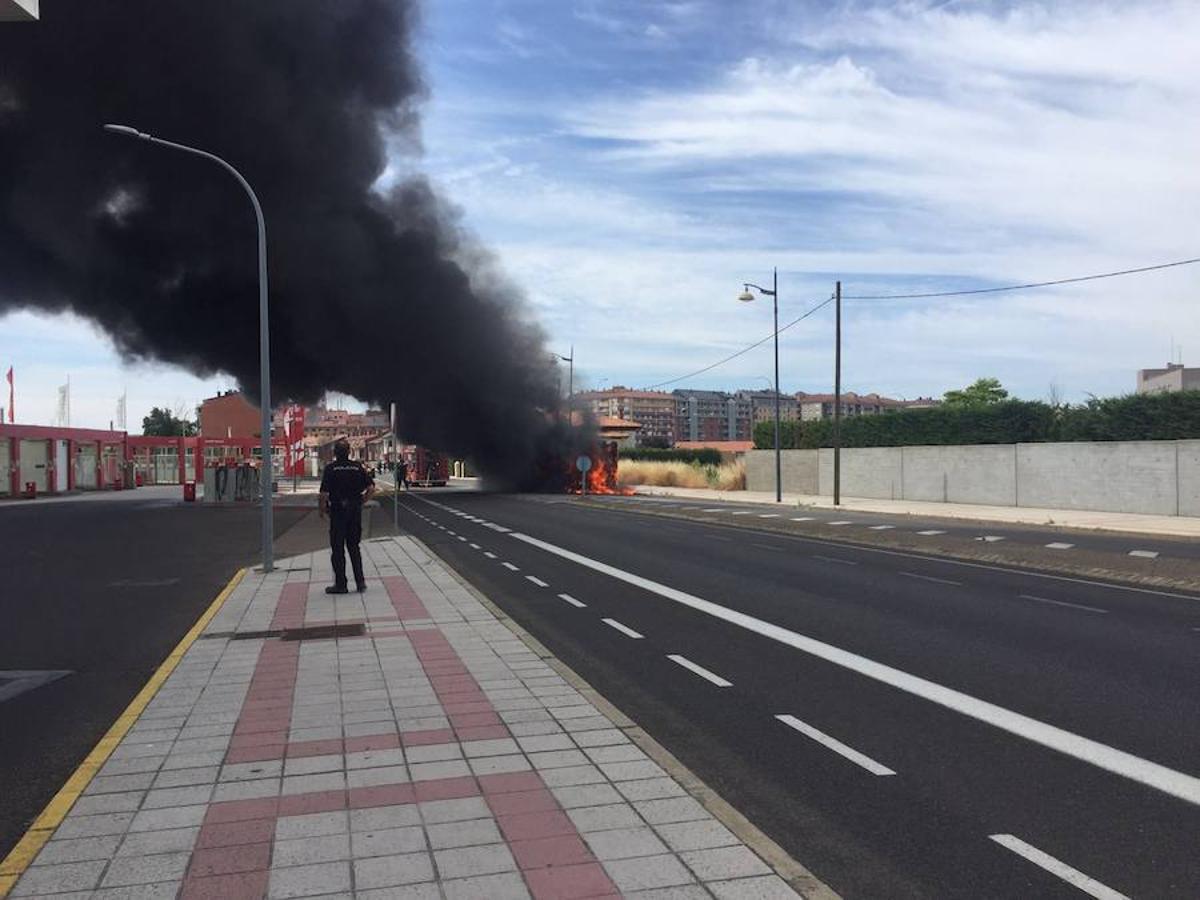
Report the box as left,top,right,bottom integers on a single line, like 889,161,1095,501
736,389,799,424
794,391,934,421
1137,363,1200,394
673,389,752,442
574,387,677,445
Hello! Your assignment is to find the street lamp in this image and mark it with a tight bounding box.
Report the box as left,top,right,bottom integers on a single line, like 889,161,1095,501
104,124,275,571
738,268,782,502
553,347,574,422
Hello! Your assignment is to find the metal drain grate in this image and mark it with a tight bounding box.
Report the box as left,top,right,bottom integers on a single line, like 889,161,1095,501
281,623,365,641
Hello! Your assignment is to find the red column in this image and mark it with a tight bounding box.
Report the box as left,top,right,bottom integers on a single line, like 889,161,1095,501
96,440,105,489
10,437,19,496
67,440,76,490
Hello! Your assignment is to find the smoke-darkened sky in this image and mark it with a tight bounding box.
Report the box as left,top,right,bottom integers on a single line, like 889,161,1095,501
0,0,576,483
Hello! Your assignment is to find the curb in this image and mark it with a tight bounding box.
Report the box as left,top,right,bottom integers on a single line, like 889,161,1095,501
408,533,841,900
0,567,247,899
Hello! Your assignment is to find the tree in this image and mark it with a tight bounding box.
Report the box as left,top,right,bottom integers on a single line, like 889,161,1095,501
143,406,197,436
943,377,1009,407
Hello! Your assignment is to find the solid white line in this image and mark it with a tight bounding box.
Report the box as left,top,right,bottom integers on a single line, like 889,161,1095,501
602,618,644,639
510,530,1200,807
989,834,1129,900
916,530,946,536
526,576,549,588
814,555,858,566
758,513,780,518
1128,549,1159,559
483,552,497,559
1044,542,1075,550
558,593,587,608
899,571,962,586
869,525,895,530
775,715,895,776
1020,594,1108,614
667,655,732,687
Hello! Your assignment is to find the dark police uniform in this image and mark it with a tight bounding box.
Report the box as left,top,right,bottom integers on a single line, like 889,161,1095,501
320,459,373,590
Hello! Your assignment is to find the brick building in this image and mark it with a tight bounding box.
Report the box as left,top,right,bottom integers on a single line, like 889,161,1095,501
673,389,752,443
200,391,264,439
574,387,676,446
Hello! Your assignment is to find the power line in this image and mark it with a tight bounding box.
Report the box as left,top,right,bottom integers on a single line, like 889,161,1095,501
644,295,834,391
842,256,1200,300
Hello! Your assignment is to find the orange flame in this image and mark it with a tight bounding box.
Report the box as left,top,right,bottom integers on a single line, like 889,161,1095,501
568,443,635,495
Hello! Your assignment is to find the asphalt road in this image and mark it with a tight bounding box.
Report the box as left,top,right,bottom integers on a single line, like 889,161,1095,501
0,494,310,861
397,490,1200,899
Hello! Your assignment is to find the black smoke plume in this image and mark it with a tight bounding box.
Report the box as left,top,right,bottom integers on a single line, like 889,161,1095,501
0,0,590,486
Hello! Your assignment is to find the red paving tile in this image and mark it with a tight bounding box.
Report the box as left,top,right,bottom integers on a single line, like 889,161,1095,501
225,744,286,764
180,870,270,900
412,775,480,803
486,788,560,817
286,738,345,758
188,842,271,877
277,789,347,816
401,728,456,747
230,730,289,749
497,810,577,842
193,818,275,850
510,834,595,870
478,771,544,795
523,862,619,900
448,711,502,728
204,797,279,826
348,783,416,809
343,733,401,753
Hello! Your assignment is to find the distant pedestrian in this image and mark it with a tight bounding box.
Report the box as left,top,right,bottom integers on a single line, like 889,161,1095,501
319,439,374,594
397,459,409,490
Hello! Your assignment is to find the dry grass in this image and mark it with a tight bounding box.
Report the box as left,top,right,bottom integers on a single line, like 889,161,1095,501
617,458,746,491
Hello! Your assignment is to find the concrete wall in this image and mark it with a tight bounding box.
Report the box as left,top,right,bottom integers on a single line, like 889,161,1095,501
745,440,1200,517
745,449,818,495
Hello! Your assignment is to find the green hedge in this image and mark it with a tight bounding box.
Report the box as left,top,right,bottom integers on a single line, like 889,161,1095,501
619,447,723,466
752,420,802,450
754,392,1200,449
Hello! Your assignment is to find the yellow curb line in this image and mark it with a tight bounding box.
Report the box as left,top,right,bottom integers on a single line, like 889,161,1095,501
0,567,248,898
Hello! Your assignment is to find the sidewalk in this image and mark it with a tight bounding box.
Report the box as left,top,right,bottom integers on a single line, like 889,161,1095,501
1,537,818,899
631,485,1200,538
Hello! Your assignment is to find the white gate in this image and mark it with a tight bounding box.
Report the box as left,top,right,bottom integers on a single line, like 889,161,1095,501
55,439,68,492
75,444,98,489
19,439,49,493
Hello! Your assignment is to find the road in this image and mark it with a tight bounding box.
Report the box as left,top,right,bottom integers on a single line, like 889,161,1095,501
396,490,1200,899
0,493,311,861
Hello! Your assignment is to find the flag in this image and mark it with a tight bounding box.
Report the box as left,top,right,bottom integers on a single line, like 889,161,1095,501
56,383,69,427
116,392,127,430
5,366,12,423
283,404,306,476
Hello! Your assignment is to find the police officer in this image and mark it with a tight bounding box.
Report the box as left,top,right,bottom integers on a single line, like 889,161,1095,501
319,439,374,594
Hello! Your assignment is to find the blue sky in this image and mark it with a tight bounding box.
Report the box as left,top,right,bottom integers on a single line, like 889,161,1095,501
5,0,1198,427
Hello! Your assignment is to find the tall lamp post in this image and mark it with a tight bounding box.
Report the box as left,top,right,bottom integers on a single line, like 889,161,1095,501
104,124,275,571
739,268,782,502
554,347,574,422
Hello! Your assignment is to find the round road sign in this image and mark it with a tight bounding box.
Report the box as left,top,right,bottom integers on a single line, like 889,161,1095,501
576,455,592,473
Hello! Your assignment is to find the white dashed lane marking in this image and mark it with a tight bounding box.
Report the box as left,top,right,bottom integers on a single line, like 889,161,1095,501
469,543,481,550
667,655,733,687
1045,542,1075,550
1129,550,1159,559
775,715,896,776
758,513,780,519
1020,594,1108,614
602,618,644,639
869,525,895,530
988,834,1129,900
828,521,852,526
701,508,724,513
483,552,497,559
899,572,962,586
731,511,753,516
791,517,815,522
977,535,1005,543
501,562,520,572
814,555,858,566
558,593,587,608
916,530,946,536
526,576,549,588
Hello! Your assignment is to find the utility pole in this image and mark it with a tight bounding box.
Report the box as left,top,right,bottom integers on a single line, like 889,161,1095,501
833,280,842,506
772,267,781,503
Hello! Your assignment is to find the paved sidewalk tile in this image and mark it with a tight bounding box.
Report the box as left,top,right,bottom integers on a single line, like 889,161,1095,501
8,536,802,900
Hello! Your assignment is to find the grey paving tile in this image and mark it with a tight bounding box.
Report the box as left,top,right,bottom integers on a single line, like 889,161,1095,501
408,759,471,782
527,749,590,770
272,833,352,867
140,784,213,809
276,811,349,840
433,843,517,880
550,783,624,809
709,875,803,899
515,733,575,753
424,818,503,850
353,851,435,889
345,748,405,770
116,827,199,857
349,805,422,832
211,777,280,802
151,766,220,789
468,754,531,776
93,880,183,899
281,771,346,795
283,754,345,777
584,743,649,764
634,797,710,825
618,777,689,802
538,764,606,787
600,760,668,782
440,871,532,900
416,797,490,824
53,812,135,840
585,826,670,860
604,853,696,892
128,804,207,832
656,820,740,853
100,851,190,887
70,792,146,816
357,885,442,900
681,846,772,881
566,803,645,833
351,825,427,858
34,835,123,865
403,743,463,764
267,860,352,898
627,887,713,900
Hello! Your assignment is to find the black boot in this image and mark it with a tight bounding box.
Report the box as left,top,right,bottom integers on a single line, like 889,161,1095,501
356,582,367,593
325,584,349,595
